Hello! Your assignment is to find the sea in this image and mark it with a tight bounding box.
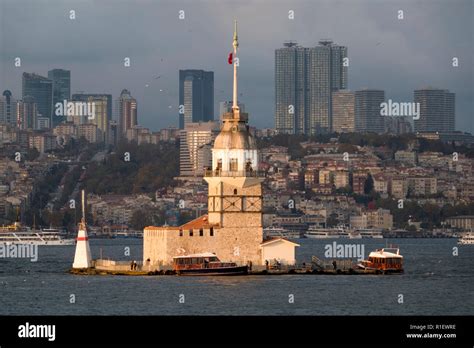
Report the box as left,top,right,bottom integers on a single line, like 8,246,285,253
0,238,472,315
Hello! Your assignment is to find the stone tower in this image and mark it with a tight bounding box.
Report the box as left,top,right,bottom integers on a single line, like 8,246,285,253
204,20,263,262
143,21,266,267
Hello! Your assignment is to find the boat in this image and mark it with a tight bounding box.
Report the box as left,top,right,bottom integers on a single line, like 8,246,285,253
458,232,474,245
264,226,300,239
0,222,75,246
356,228,384,239
357,247,403,273
173,253,248,276
112,230,143,239
304,226,346,239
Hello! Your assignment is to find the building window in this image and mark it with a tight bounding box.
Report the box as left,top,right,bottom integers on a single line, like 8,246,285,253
229,158,238,171
179,229,183,237
199,228,203,236
210,227,214,236
189,229,193,237
234,189,237,195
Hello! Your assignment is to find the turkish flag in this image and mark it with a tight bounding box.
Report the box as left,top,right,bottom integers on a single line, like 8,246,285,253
228,53,233,64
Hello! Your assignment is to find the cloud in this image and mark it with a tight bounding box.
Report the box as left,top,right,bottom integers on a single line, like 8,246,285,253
0,0,472,132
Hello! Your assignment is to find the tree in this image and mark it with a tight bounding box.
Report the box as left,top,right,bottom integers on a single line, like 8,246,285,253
326,213,339,227
364,174,374,195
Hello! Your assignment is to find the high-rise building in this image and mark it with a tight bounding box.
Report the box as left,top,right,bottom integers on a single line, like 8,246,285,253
332,90,355,133
17,96,37,130
22,73,53,128
179,121,219,177
275,40,347,135
179,70,214,129
72,94,112,143
116,89,137,138
355,89,385,133
0,90,15,126
385,116,413,135
48,69,71,126
72,93,112,121
414,88,455,132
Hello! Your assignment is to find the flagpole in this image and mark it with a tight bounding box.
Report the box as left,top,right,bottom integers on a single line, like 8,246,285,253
232,20,239,111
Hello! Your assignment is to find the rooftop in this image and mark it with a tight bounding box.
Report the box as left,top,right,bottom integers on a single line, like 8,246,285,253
144,214,219,231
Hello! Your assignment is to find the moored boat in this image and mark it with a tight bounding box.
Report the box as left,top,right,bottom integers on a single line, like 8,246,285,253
357,247,403,273
0,222,75,246
458,232,474,245
173,253,248,275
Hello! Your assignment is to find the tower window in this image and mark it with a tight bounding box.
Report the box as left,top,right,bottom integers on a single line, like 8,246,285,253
234,189,237,195
245,160,252,172
230,158,238,171
210,227,214,236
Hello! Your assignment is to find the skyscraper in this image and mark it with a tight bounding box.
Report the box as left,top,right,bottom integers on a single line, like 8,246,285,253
179,70,214,129
414,88,455,132
0,90,15,126
332,90,355,133
72,93,112,122
179,121,219,177
48,69,71,126
116,89,137,137
72,93,112,143
275,40,347,135
355,89,385,134
22,73,53,128
17,96,37,130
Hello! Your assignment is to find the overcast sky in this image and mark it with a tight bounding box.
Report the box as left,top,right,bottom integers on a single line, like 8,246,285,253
1,0,472,132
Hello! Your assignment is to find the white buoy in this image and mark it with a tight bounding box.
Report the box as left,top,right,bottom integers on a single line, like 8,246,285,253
72,190,92,269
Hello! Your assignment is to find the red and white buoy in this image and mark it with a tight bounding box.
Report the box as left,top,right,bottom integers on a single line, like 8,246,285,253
72,190,92,268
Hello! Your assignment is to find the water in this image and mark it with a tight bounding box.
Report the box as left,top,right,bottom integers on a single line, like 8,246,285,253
0,238,472,315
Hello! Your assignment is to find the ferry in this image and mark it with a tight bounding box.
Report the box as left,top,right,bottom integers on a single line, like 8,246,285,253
173,253,248,276
304,226,363,239
0,222,75,246
458,232,474,245
357,247,403,273
264,226,300,239
356,228,384,239
304,227,346,239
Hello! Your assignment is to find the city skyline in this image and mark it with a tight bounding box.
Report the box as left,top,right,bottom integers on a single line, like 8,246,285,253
0,0,472,133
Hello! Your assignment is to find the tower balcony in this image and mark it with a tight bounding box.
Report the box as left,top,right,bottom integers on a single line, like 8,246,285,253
204,167,265,178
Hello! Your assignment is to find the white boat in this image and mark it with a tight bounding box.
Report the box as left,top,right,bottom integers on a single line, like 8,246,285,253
356,228,384,239
0,222,75,246
0,231,75,245
304,227,345,239
458,232,474,245
264,226,300,239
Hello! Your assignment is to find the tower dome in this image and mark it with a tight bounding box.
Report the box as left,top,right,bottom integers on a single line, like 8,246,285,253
210,20,259,175
213,123,257,150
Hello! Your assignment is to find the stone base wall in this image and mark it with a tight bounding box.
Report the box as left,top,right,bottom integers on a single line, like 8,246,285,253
143,225,263,267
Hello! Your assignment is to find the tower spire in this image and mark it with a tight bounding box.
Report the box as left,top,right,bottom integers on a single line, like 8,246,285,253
232,20,239,111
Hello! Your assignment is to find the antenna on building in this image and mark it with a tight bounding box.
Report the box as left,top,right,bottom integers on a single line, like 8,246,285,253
319,39,333,46
283,41,298,47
